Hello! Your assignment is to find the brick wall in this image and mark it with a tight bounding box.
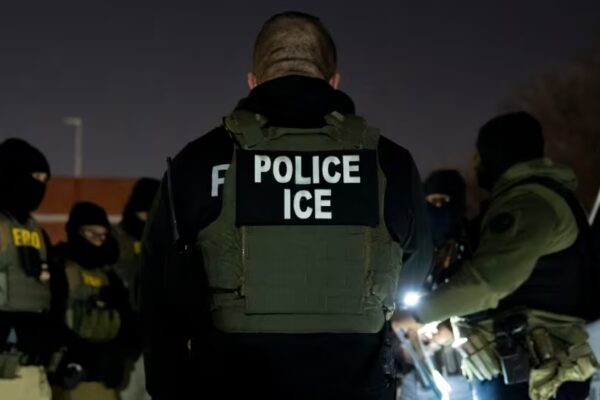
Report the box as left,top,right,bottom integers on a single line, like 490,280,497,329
35,177,136,243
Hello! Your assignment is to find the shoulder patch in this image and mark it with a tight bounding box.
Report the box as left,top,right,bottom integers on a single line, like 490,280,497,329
488,213,515,234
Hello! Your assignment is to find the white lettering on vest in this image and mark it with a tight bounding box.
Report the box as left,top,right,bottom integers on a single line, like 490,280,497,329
294,190,313,220
314,189,332,219
273,156,293,183
283,189,291,220
255,155,271,183
250,153,365,220
211,164,230,197
312,156,320,184
322,156,341,184
294,156,311,185
343,155,361,184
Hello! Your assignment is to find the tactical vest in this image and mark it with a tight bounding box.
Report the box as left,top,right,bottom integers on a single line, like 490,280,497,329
197,110,403,334
64,261,121,342
112,225,141,310
468,177,594,322
0,211,50,312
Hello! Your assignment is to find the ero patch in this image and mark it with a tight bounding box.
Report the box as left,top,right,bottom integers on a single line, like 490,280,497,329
236,150,379,226
489,212,516,234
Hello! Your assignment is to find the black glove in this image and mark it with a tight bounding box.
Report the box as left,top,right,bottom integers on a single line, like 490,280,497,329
94,344,126,388
62,363,87,389
98,285,124,309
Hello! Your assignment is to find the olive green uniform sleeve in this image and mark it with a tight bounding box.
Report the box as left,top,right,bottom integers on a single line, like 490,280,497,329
415,187,578,323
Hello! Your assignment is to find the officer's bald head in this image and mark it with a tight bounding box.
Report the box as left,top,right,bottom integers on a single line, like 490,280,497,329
249,11,338,88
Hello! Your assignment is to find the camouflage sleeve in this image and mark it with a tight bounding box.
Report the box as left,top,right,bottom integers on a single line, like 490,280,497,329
415,189,577,323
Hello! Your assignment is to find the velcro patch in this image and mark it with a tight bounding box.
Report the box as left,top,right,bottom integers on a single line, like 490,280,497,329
236,150,379,226
11,228,42,249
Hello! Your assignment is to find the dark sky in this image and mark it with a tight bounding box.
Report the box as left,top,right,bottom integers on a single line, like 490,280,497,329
1,1,599,179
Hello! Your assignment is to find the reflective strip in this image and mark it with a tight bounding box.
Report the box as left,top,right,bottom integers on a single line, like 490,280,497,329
33,213,121,224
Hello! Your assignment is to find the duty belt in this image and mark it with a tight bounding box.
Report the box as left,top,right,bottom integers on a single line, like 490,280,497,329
452,309,599,400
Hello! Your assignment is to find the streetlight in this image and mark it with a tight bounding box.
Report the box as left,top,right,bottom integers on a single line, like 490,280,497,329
591,186,600,225
63,117,83,177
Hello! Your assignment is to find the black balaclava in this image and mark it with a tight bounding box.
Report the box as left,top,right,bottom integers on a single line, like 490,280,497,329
424,169,467,248
121,178,160,239
476,111,545,190
66,202,119,269
0,138,51,223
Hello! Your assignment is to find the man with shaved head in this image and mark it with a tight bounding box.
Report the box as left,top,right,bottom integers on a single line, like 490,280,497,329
141,11,432,400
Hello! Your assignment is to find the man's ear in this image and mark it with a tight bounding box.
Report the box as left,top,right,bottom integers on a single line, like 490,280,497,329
329,72,340,89
247,72,258,90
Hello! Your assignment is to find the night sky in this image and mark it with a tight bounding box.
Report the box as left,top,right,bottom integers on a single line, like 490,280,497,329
1,1,599,179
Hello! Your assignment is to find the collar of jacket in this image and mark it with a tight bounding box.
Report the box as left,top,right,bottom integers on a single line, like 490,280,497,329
235,75,356,128
491,158,578,197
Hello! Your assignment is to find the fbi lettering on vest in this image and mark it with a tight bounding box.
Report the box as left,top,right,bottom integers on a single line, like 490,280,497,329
236,150,379,226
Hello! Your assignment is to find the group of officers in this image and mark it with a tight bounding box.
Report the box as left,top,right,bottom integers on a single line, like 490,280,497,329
0,137,158,400
2,9,600,400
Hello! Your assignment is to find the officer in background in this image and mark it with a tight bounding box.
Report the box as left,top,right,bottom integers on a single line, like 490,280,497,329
141,11,432,400
52,202,133,400
113,178,158,400
399,112,598,400
113,177,159,310
0,138,58,400
398,169,473,400
423,169,470,289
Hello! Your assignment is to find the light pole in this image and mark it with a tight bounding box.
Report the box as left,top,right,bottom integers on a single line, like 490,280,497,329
590,185,600,225
63,117,83,177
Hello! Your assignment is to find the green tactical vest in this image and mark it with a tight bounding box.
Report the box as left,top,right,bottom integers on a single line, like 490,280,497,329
0,212,51,312
197,110,403,334
64,261,121,342
112,224,141,310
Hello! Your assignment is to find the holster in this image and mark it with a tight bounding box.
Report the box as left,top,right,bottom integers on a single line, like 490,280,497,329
494,313,531,385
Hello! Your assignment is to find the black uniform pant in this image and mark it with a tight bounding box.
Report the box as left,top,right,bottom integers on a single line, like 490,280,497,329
473,377,591,400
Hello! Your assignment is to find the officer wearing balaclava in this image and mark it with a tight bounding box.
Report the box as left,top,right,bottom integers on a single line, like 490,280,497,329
113,178,159,310
396,170,474,400
52,202,132,400
0,138,57,400
423,169,468,261
112,178,158,400
399,112,598,400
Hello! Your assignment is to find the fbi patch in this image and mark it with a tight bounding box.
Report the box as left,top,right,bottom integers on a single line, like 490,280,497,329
236,150,379,226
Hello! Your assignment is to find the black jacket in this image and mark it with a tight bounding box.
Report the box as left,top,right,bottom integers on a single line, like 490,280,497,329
141,76,432,400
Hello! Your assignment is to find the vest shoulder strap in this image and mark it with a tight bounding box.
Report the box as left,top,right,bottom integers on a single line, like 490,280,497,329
502,177,588,229
65,261,83,292
324,112,380,149
224,110,380,150
223,110,268,149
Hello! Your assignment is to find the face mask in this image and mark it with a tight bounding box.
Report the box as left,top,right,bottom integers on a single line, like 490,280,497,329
427,203,461,248
0,175,46,222
121,210,146,240
67,234,119,269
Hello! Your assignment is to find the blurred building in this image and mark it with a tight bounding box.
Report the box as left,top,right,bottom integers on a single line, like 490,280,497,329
35,177,136,243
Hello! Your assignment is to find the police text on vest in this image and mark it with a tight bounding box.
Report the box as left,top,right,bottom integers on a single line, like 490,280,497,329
254,154,361,220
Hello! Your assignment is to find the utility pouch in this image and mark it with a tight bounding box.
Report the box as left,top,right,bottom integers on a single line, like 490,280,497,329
0,350,22,379
494,313,530,385
0,271,7,306
530,328,555,363
46,348,67,374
